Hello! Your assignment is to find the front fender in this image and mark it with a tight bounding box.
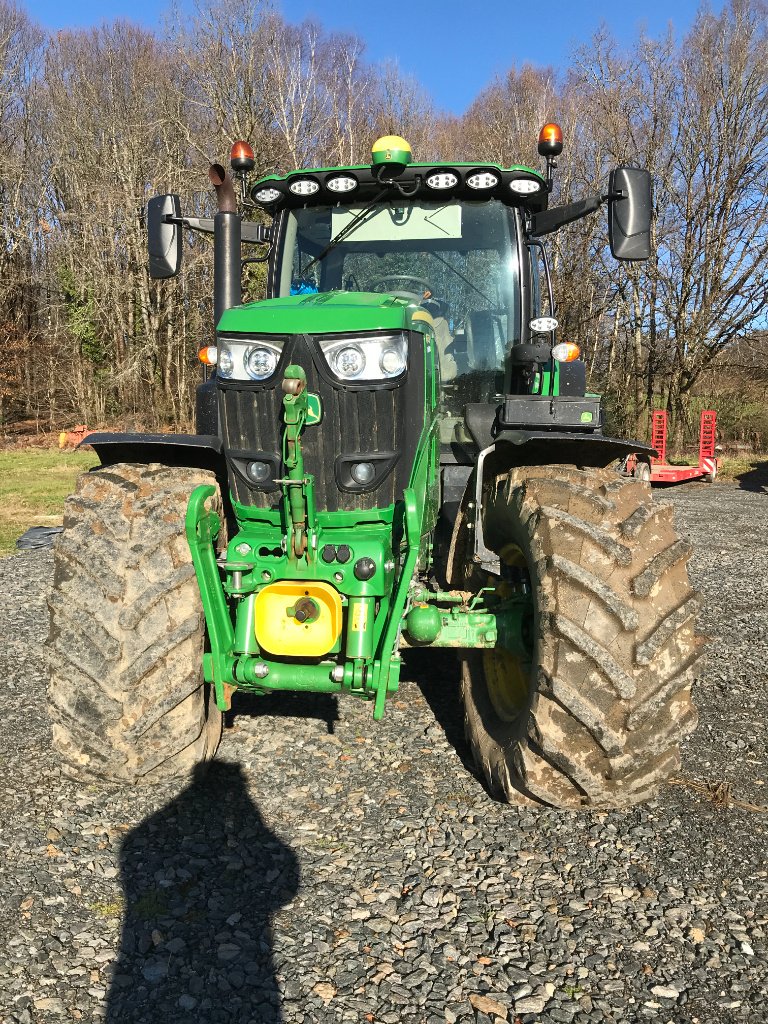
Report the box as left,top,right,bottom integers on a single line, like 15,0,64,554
82,432,226,476
491,430,657,469
463,403,656,468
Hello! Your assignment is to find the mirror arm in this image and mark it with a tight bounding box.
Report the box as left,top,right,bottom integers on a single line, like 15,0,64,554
162,214,213,233
530,194,604,237
162,214,271,245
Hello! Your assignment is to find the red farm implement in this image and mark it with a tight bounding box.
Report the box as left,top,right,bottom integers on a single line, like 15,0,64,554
624,410,719,485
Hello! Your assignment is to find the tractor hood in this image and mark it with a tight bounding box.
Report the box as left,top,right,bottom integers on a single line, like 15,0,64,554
217,291,432,336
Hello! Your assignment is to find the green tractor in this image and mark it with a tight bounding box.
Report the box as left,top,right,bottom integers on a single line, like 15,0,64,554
47,128,700,808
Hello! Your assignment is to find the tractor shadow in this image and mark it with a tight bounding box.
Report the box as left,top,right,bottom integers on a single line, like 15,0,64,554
408,648,478,776
225,690,340,734
736,459,768,492
409,650,543,807
105,760,299,1024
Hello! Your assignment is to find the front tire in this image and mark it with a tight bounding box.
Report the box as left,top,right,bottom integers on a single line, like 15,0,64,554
46,463,223,784
462,465,700,808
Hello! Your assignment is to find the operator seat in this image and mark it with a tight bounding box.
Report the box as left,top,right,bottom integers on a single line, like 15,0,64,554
422,297,457,380
465,310,506,371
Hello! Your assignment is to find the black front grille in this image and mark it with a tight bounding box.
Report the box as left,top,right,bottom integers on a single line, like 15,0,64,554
218,333,424,512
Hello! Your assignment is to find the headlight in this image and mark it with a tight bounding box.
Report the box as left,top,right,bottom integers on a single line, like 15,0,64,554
333,345,365,378
288,178,320,196
510,178,541,195
245,345,278,380
326,174,357,193
319,333,408,382
425,171,458,189
253,187,281,204
380,345,407,376
216,336,283,381
466,170,499,189
217,344,234,378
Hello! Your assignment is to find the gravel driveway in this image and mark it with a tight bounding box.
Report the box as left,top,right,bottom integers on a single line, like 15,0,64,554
1,478,766,1024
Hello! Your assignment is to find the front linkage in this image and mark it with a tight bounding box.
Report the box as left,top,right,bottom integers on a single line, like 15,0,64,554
186,364,531,721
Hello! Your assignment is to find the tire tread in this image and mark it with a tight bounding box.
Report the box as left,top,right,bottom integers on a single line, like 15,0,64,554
46,463,223,785
461,464,701,808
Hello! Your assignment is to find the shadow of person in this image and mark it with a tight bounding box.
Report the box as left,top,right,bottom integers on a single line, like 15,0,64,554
106,760,299,1024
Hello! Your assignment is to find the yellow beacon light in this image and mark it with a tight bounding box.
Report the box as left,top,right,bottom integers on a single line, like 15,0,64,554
371,135,412,173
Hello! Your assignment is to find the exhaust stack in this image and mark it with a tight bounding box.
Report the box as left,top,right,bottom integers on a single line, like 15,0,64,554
209,163,241,330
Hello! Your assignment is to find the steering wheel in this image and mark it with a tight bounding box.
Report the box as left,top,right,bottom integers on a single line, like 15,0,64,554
369,274,434,302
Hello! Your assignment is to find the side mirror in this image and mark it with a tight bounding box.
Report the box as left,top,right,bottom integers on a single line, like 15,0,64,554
608,167,652,261
147,194,182,279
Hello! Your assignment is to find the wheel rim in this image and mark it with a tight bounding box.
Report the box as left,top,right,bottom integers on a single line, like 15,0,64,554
483,648,531,720
483,542,534,722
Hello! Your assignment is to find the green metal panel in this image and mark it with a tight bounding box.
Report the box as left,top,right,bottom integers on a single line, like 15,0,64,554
217,292,433,337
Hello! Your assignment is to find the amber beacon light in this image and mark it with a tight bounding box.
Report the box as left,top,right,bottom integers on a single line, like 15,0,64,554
537,123,563,157
230,140,256,173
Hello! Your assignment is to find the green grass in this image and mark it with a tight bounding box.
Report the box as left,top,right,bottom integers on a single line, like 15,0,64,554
716,455,768,482
0,447,98,556
90,899,125,919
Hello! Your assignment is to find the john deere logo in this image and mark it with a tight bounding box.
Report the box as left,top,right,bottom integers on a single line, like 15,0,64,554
306,393,323,425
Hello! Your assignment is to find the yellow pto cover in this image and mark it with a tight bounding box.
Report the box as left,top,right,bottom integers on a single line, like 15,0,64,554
254,581,342,657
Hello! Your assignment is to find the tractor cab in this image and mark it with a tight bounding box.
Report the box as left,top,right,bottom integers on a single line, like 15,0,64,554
277,195,519,439
252,136,549,448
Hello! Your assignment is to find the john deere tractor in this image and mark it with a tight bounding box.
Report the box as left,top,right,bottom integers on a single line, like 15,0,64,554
47,128,700,808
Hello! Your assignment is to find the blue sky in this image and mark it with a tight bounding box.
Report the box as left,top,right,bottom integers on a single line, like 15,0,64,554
32,0,719,114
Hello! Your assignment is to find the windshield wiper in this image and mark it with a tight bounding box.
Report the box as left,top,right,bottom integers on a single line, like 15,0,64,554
427,249,494,307
300,187,390,278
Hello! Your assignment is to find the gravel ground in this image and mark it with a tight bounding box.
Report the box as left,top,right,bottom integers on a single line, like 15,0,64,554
1,478,766,1024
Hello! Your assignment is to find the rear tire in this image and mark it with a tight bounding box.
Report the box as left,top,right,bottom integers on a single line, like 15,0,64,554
461,465,700,808
46,463,223,784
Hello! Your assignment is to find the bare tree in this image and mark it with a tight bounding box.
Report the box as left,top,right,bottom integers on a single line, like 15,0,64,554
570,1,768,441
42,22,210,426
454,64,560,166
0,0,44,426
169,0,278,171
663,0,768,438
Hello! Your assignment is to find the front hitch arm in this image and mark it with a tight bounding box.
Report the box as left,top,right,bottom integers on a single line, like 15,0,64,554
281,365,317,561
185,485,235,710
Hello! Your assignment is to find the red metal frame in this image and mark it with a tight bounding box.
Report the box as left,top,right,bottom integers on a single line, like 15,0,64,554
649,409,719,484
650,411,667,466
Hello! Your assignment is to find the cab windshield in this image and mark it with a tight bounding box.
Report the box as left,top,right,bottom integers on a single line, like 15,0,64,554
278,199,521,426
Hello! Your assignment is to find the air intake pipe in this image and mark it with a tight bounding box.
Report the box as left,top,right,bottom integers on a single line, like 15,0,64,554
209,163,241,330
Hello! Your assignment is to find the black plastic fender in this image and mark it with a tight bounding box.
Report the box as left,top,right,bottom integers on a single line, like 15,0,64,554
464,403,657,468
491,431,657,469
196,376,218,435
82,432,226,477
